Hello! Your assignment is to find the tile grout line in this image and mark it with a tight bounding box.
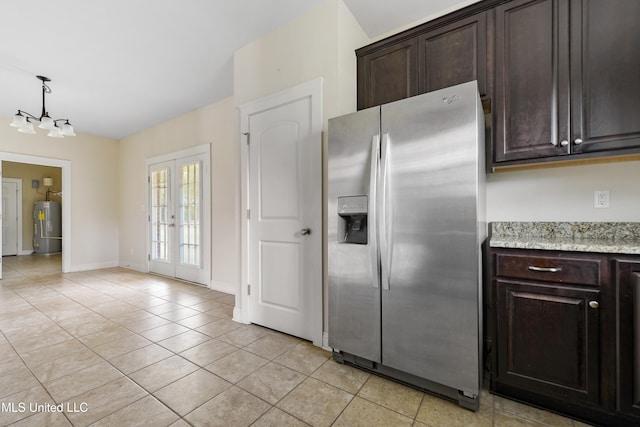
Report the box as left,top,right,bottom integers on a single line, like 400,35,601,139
1,268,207,426
2,258,578,427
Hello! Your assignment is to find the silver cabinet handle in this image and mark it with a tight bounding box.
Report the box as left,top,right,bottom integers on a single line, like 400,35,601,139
574,138,583,145
528,266,562,273
589,301,599,309
301,228,311,236
560,140,569,147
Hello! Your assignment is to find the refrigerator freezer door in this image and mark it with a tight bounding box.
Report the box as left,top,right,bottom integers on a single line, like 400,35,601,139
328,106,382,363
380,81,483,395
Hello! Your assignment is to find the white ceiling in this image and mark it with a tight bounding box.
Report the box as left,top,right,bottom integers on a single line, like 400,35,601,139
0,0,476,140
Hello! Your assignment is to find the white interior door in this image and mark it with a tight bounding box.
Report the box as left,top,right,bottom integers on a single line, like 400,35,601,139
2,180,19,256
247,95,322,341
148,152,210,285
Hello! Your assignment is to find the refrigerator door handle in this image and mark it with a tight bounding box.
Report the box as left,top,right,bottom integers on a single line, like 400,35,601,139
379,133,391,291
369,135,380,288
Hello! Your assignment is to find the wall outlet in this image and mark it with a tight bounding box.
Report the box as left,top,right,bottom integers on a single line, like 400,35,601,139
594,190,610,208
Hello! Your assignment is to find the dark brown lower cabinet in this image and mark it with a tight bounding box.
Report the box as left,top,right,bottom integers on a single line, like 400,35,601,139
495,279,600,404
614,259,640,419
490,249,640,426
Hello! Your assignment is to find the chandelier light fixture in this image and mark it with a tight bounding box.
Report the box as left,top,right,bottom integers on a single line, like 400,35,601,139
10,75,75,138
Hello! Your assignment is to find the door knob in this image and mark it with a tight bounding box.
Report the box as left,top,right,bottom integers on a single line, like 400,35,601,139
560,140,569,147
574,138,583,145
589,301,599,309
301,228,311,236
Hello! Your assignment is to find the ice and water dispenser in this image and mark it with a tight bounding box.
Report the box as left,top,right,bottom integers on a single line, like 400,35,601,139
337,195,367,244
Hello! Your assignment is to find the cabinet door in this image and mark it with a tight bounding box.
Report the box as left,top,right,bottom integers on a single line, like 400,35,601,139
570,0,640,155
357,38,418,110
495,279,601,404
494,0,570,163
417,12,487,96
614,260,640,418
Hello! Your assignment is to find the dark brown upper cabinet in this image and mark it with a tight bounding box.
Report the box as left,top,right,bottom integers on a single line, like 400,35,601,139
417,13,487,97
494,0,565,162
357,38,419,110
356,0,640,167
570,0,640,156
356,9,488,110
494,0,640,165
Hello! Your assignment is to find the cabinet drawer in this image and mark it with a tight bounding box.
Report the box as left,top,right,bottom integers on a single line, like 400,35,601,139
495,252,604,286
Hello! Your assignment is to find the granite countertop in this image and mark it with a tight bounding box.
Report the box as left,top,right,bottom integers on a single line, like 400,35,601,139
490,222,640,255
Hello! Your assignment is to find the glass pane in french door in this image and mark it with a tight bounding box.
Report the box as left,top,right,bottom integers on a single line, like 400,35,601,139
151,167,170,262
179,161,201,266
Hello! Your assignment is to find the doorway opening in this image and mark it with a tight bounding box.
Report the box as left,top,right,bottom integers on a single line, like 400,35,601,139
0,153,71,279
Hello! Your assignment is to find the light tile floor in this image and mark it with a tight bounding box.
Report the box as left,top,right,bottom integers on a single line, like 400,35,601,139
0,255,586,426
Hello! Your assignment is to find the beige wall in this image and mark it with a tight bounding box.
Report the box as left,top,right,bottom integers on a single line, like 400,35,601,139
234,0,368,330
117,97,239,290
117,0,367,299
0,121,119,271
234,0,366,118
2,162,62,252
487,160,640,222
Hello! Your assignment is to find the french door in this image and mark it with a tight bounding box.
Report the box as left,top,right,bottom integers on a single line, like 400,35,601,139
148,151,210,285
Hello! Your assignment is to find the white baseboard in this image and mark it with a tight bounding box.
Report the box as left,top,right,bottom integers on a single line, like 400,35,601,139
232,306,247,324
322,331,331,351
70,260,119,273
119,262,147,273
210,280,236,295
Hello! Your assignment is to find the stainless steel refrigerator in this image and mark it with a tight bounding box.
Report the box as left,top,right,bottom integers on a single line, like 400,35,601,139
328,81,485,410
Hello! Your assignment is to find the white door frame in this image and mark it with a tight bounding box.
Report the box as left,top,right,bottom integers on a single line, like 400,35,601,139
2,178,23,256
0,153,72,278
237,78,323,347
145,144,211,286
